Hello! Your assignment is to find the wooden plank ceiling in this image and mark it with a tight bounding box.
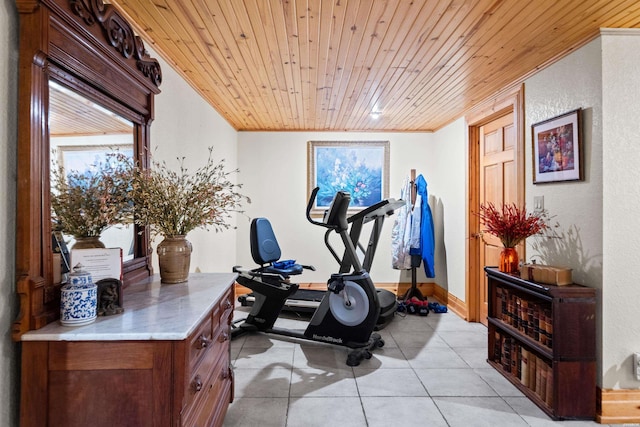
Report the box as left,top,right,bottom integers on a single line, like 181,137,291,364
49,82,133,137
110,0,640,132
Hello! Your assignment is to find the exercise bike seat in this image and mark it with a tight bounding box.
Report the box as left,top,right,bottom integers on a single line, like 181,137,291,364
250,217,305,277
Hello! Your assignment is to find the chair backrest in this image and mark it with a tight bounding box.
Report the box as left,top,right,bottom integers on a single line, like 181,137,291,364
250,217,282,265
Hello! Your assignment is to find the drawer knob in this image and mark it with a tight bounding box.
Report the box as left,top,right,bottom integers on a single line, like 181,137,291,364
197,334,211,349
192,375,203,392
219,331,230,343
224,299,233,309
221,367,231,380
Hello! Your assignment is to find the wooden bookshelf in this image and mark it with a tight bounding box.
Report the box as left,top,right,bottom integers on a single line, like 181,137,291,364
485,267,596,420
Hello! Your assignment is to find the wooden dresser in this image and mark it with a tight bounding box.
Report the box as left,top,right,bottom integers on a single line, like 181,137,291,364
20,273,236,427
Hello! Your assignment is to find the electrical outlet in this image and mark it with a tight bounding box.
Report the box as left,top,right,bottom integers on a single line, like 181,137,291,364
534,196,544,213
634,353,640,380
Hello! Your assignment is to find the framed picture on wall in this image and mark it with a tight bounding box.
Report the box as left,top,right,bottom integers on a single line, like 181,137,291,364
532,108,583,184
56,144,134,172
307,140,389,216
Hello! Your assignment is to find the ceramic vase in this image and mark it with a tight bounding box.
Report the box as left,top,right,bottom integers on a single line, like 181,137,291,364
157,235,192,284
72,236,106,249
499,247,519,274
60,263,98,326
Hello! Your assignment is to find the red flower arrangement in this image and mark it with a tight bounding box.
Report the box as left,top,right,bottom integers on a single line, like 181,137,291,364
477,202,548,248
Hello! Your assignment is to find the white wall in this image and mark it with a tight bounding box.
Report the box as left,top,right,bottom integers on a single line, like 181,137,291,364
430,118,468,299
0,0,19,424
524,38,606,383
525,40,604,286
600,29,640,389
525,32,640,388
236,132,439,284
148,49,241,274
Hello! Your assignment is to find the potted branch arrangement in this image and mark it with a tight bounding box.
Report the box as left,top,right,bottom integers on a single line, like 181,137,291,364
130,147,249,284
51,152,133,249
477,202,548,273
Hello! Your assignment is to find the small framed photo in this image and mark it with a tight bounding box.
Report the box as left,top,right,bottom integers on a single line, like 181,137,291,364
307,141,389,216
532,109,583,184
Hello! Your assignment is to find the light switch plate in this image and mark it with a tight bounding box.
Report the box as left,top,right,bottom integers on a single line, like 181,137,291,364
534,196,544,212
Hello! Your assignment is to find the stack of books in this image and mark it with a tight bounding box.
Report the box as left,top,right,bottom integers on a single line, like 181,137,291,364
496,286,553,347
493,332,554,406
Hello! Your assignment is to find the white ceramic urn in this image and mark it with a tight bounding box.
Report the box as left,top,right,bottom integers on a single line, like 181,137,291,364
60,263,97,326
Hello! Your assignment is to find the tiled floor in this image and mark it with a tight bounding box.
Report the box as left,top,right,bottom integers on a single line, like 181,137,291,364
224,304,607,427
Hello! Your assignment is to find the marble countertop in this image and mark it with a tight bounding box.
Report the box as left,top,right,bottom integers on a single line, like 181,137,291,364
21,272,237,342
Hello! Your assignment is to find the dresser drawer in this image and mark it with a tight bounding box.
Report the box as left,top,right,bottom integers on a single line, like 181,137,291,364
183,323,231,412
182,340,232,426
187,288,233,373
183,380,232,427
188,314,214,373
181,286,234,424
212,288,233,330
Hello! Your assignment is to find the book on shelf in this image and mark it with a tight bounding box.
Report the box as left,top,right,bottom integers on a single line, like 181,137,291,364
539,311,547,345
540,365,548,402
545,366,553,406
544,308,553,347
528,351,537,391
520,348,529,386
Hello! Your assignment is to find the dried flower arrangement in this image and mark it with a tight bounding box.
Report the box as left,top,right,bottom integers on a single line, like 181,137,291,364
51,152,133,238
477,202,548,248
129,147,250,238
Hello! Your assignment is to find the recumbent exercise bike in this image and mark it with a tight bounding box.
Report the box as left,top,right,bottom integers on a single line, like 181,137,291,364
232,187,393,366
237,188,403,329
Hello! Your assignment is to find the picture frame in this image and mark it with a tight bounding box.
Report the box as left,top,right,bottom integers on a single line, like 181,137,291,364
532,109,583,184
56,143,133,172
307,141,389,216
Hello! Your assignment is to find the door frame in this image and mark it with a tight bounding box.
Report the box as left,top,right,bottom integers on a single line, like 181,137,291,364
465,84,525,322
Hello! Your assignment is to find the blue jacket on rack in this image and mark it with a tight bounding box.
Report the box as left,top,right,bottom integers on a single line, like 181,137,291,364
409,174,435,278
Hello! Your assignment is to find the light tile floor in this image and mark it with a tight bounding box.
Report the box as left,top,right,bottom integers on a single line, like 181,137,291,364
224,305,608,427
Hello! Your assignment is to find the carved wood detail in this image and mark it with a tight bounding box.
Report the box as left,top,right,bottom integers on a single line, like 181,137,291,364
69,0,161,86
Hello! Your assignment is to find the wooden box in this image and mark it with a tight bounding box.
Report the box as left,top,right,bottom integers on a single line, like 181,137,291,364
520,264,572,286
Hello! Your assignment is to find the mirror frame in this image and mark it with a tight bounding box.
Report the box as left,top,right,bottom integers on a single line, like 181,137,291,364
13,0,161,340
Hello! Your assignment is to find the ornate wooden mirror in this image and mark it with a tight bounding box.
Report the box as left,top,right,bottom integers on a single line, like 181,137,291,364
12,0,161,340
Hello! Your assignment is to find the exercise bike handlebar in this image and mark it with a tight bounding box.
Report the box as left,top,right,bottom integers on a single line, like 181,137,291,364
305,187,323,226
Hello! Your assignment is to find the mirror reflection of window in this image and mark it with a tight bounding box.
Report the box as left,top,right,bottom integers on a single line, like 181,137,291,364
49,80,136,262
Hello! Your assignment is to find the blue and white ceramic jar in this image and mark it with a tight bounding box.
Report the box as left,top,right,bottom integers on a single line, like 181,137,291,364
60,263,98,326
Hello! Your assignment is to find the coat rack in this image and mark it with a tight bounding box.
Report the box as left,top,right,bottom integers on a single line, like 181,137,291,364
402,168,425,301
